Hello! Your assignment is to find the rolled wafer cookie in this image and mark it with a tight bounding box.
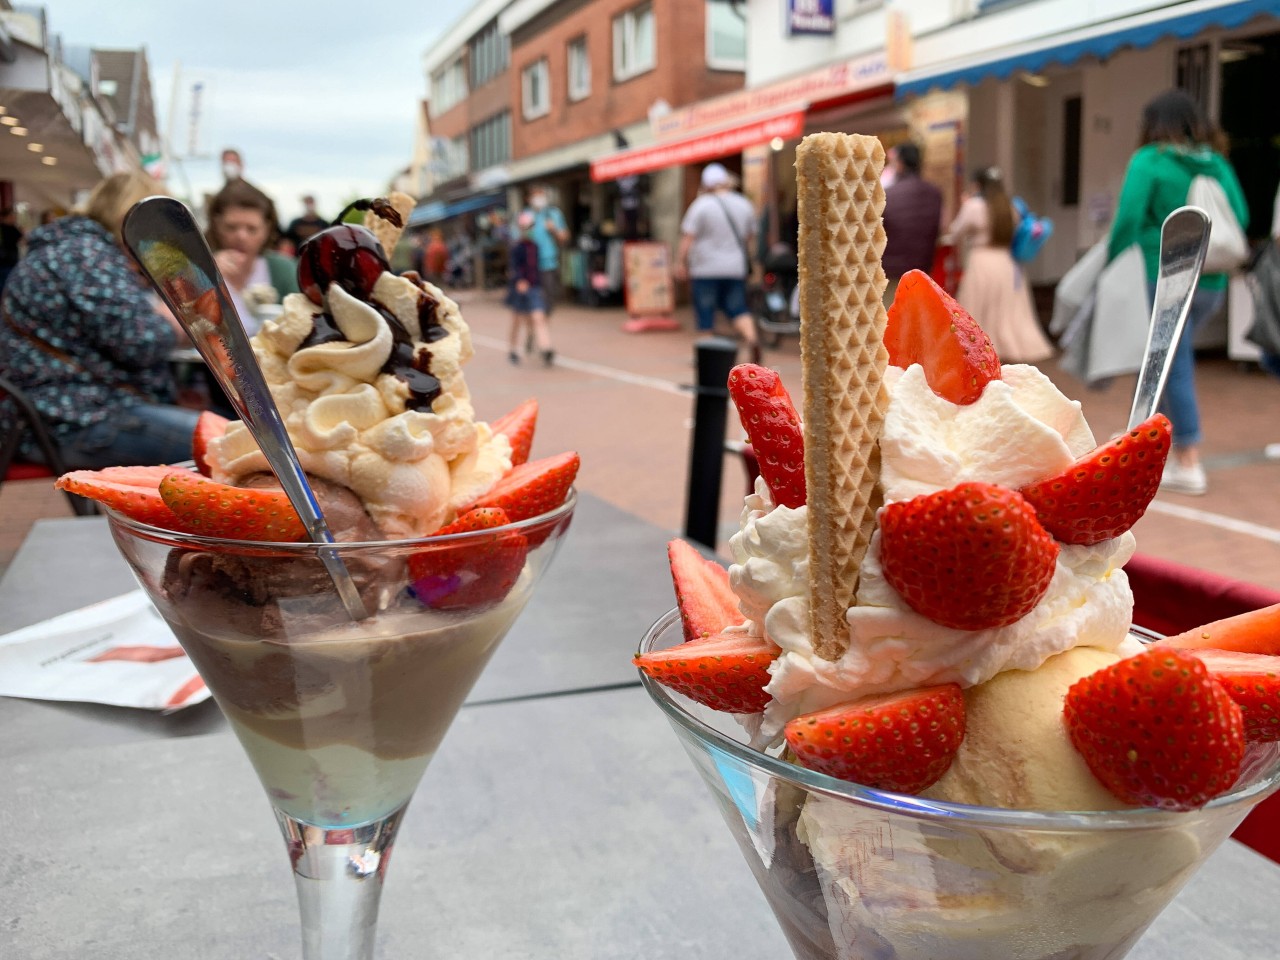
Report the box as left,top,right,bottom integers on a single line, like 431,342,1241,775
795,132,890,662
365,191,416,258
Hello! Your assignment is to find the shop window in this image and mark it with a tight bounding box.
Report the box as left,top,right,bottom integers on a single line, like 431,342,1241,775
613,2,656,82
431,55,468,116
522,59,551,120
706,0,746,70
568,36,591,101
1061,96,1081,208
470,20,509,89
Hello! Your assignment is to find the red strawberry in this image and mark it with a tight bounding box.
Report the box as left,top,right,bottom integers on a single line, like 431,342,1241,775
55,465,196,528
158,472,306,542
408,508,529,610
472,451,579,522
491,398,537,466
879,482,1059,631
668,538,740,642
1184,650,1280,742
727,364,805,508
1019,413,1171,545
634,631,779,713
885,269,1001,405
192,410,231,477
1064,647,1245,810
784,684,966,793
1155,602,1280,656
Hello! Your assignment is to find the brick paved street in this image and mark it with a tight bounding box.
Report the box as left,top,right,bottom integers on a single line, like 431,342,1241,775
4,288,1278,593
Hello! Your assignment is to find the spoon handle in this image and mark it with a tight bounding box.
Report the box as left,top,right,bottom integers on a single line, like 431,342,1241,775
122,197,368,621
1127,206,1211,431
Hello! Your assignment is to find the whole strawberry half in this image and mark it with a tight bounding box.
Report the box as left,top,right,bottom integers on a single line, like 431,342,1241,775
879,482,1059,631
56,465,197,528
1184,649,1280,742
1064,647,1245,810
192,410,231,477
1020,413,1171,545
784,684,966,794
408,507,529,610
491,398,537,466
473,451,578,523
158,472,306,542
668,538,740,643
634,632,779,713
1155,601,1280,656
885,269,1001,405
727,363,805,508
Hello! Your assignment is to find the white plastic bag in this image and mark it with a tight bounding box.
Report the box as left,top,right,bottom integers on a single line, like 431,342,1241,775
1060,243,1149,384
1188,175,1248,273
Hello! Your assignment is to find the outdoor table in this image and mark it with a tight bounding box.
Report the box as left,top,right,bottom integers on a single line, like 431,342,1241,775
2,501,1279,957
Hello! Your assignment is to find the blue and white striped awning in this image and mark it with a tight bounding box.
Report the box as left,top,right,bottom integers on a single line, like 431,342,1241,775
896,0,1280,99
406,190,506,228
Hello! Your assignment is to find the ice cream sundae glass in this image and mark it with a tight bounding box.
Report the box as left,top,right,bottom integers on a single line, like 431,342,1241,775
60,194,578,959
634,134,1280,960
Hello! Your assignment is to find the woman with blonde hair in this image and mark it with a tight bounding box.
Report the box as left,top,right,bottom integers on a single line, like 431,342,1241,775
0,170,201,468
947,166,1054,363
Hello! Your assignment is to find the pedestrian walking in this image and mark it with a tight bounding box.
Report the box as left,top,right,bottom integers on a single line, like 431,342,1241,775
881,142,943,306
522,185,569,314
948,167,1054,364
506,212,554,367
1109,88,1249,496
675,162,761,363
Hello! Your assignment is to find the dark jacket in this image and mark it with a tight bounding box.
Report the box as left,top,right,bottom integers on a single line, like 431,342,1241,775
0,216,176,444
882,173,943,279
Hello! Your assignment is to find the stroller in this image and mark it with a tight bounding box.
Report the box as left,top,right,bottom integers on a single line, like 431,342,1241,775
753,242,800,346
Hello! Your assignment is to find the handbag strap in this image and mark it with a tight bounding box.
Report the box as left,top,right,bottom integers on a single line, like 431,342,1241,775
3,304,147,399
711,193,751,269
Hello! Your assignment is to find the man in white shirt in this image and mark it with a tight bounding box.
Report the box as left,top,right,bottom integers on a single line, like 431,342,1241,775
675,163,761,362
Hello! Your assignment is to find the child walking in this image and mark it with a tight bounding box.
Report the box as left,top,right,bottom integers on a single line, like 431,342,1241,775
506,211,554,367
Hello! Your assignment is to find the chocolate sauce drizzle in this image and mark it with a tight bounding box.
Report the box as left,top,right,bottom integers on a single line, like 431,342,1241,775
299,274,450,411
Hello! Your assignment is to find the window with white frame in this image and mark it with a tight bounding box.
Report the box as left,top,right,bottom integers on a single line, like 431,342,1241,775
613,3,655,82
567,35,591,101
706,0,745,70
431,55,468,115
522,59,551,120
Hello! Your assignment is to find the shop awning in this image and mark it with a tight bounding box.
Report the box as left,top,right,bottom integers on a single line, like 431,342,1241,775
589,109,806,183
896,0,1280,100
407,190,506,228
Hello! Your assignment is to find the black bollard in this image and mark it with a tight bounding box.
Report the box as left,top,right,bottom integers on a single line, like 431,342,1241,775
684,337,739,550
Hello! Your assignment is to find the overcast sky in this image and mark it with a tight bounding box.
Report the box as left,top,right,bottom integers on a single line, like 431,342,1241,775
45,0,473,221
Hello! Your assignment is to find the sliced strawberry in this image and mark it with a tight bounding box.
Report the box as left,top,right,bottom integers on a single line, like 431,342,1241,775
879,482,1058,631
727,364,805,508
408,507,530,610
1184,650,1280,742
885,269,1001,405
668,539,740,642
1064,647,1245,810
784,684,966,793
1019,413,1171,545
472,451,578,522
491,398,537,466
1155,602,1280,656
56,465,197,528
158,472,306,542
634,631,779,713
192,410,231,477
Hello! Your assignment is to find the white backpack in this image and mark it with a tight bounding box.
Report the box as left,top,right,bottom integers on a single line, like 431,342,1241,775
1187,174,1248,273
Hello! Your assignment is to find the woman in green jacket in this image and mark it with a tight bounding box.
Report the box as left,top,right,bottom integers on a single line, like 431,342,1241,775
1108,89,1248,496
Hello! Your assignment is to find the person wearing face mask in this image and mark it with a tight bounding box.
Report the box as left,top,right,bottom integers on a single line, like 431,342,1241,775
220,147,244,183
521,185,570,314
505,211,554,367
205,179,298,336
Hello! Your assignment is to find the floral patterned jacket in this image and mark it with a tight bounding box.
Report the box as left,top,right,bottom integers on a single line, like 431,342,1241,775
0,216,177,450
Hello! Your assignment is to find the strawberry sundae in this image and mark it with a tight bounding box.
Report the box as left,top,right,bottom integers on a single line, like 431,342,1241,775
57,197,579,826
635,133,1279,960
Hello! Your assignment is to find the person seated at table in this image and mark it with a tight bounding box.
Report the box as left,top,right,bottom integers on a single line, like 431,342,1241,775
205,179,299,336
0,170,201,469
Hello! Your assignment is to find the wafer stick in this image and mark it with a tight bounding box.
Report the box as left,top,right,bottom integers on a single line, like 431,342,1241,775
795,133,891,662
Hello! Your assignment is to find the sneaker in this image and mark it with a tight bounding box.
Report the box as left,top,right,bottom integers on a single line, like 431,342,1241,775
1265,443,1280,460
542,349,555,368
1159,460,1207,496
508,351,521,365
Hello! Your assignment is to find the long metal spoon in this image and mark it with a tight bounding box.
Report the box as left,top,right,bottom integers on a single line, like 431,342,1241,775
1127,206,1211,430
122,196,368,621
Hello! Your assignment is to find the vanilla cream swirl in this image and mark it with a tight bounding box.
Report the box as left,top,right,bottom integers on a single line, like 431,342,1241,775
729,364,1137,742
208,274,510,538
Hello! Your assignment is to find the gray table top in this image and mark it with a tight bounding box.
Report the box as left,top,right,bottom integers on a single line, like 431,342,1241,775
3,686,1278,959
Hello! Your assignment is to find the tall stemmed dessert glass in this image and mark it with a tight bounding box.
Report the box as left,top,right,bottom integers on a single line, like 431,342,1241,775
60,194,578,959
634,134,1280,960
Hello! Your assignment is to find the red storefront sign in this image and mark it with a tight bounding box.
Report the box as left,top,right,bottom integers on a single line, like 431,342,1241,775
590,110,806,183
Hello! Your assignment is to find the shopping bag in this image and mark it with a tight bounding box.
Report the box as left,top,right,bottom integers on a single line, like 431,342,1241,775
1050,241,1107,338
1060,243,1149,384
1246,240,1280,355
1188,174,1248,273
1011,197,1054,263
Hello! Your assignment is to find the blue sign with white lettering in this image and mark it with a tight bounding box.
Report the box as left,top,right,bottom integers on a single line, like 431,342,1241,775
787,0,836,36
